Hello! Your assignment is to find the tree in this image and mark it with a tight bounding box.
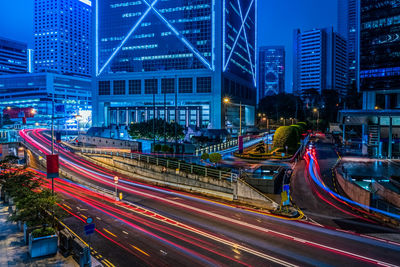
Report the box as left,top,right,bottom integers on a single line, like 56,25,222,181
273,126,299,151
128,119,184,141
258,93,304,121
201,152,209,161
209,153,222,165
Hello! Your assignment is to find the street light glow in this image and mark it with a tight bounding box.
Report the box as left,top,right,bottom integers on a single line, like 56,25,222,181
223,97,230,104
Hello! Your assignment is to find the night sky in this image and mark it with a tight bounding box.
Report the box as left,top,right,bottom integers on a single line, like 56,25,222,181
0,0,337,93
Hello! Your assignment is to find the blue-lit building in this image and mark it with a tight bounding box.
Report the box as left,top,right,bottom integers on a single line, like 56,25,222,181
258,46,285,99
293,27,347,97
34,0,92,77
0,37,28,75
0,73,92,129
93,0,257,133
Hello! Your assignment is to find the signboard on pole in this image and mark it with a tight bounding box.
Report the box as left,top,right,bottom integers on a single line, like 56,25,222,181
281,184,290,206
84,223,95,235
46,154,59,179
238,136,244,154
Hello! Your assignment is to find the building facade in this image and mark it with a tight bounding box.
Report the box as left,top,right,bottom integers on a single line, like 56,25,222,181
258,46,285,99
34,0,92,77
293,28,347,97
360,0,400,109
339,0,400,159
0,37,28,75
0,73,92,130
93,0,257,133
338,0,359,88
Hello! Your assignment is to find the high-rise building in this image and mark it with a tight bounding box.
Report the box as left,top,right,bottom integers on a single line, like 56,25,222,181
292,27,347,96
339,0,400,159
258,46,285,99
34,0,92,77
0,37,28,75
93,0,257,132
360,0,400,110
338,0,359,88
0,73,92,129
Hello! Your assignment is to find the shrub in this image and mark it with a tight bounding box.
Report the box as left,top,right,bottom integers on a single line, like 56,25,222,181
161,145,170,152
154,144,161,152
290,125,302,141
31,227,56,238
209,153,222,164
273,126,299,151
297,122,308,132
201,152,209,161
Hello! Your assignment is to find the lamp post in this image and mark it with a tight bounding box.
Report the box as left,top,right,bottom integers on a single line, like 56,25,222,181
280,117,285,126
114,176,119,201
223,97,242,136
313,108,319,131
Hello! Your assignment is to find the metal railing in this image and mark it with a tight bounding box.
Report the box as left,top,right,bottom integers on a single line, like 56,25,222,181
195,136,252,156
81,148,234,182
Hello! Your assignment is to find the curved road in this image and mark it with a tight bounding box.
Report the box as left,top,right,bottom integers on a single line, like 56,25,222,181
20,129,400,267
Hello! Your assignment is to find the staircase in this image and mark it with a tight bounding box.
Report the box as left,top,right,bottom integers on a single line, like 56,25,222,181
368,125,379,156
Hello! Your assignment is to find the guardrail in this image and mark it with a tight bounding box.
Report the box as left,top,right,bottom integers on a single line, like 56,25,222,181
195,136,252,156
81,148,235,182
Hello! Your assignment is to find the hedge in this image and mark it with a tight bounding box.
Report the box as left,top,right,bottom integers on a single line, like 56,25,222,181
273,126,299,151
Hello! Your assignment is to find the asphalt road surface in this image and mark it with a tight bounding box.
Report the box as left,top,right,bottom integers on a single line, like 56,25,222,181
20,129,400,267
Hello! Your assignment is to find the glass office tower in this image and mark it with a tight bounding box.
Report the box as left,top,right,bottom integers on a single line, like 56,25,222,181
360,0,400,110
0,37,28,75
93,0,257,131
258,46,285,99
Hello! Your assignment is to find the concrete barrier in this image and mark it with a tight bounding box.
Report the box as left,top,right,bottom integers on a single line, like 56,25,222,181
335,168,371,208
372,182,400,208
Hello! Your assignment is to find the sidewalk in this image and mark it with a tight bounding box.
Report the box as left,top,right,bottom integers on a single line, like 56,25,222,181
0,203,77,267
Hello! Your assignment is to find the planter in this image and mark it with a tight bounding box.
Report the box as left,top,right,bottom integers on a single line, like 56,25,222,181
29,233,58,258
23,223,41,245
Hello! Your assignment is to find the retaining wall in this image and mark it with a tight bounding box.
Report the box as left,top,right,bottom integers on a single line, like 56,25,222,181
335,168,371,208
372,182,400,209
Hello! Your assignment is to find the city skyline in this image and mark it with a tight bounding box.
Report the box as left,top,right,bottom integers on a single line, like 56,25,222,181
0,0,338,93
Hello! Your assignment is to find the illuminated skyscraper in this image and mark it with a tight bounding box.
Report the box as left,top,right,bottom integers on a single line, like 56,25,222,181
293,27,347,96
93,0,257,131
338,0,359,88
258,46,285,99
34,0,92,77
0,37,28,75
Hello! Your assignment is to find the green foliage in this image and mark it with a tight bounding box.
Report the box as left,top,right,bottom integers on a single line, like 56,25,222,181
154,144,161,152
201,152,209,161
290,125,302,141
255,141,266,153
161,144,170,153
296,122,308,132
0,170,65,228
209,153,222,164
273,126,299,151
128,119,184,141
31,227,56,238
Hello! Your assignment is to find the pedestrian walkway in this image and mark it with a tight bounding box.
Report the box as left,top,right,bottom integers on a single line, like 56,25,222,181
0,203,77,267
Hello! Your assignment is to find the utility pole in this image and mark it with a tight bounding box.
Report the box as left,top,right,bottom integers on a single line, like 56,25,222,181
174,80,178,153
153,92,156,152
239,101,242,136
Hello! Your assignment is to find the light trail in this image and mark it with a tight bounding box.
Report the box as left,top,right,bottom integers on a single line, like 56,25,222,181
21,129,400,267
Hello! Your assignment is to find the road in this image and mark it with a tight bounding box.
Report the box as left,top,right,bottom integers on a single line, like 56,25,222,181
20,129,400,266
291,134,400,237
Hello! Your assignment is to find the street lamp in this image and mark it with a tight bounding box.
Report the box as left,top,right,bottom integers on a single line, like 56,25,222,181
223,97,242,136
114,176,119,201
313,108,319,131
280,117,285,126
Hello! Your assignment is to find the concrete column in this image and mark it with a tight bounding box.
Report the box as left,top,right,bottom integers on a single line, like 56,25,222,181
378,117,381,157
385,95,391,109
116,108,120,125
185,107,189,127
196,108,200,127
125,108,129,125
135,108,139,122
389,117,393,159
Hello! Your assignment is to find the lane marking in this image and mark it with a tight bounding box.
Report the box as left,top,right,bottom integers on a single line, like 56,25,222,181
130,244,150,256
103,228,117,237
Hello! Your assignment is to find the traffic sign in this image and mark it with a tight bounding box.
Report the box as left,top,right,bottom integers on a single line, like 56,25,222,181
114,176,119,184
84,223,95,235
86,217,93,224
